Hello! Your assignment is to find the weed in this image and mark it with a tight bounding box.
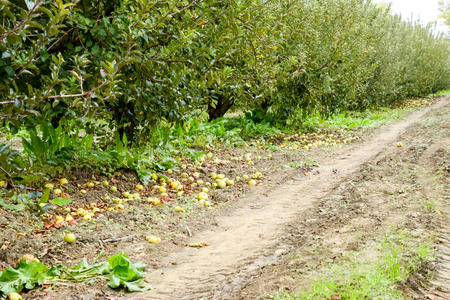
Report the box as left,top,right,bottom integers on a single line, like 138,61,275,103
284,160,320,169
0,252,150,296
432,89,450,96
419,198,438,214
300,108,406,132
274,230,434,300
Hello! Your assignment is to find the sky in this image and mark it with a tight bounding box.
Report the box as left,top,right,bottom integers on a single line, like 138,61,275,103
373,0,448,35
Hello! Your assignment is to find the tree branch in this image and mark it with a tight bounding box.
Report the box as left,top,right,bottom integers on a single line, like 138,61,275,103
0,0,44,42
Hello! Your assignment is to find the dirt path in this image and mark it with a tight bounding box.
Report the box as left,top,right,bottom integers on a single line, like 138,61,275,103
127,97,449,300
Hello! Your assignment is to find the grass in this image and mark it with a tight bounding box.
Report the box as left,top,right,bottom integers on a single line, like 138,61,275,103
273,230,434,300
300,108,407,132
432,89,450,96
284,160,320,169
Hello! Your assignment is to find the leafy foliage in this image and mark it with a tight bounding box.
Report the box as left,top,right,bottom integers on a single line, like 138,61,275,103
1,0,448,139
0,252,150,296
49,196,72,206
0,259,51,295
107,252,149,292
0,190,53,216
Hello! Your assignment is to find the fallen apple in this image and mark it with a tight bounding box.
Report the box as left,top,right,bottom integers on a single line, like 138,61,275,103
146,235,161,243
174,206,185,213
188,241,210,247
198,192,208,201
170,181,181,189
83,214,92,221
44,183,54,190
216,180,226,188
147,197,162,205
64,233,76,243
114,204,125,210
8,292,22,300
22,254,36,262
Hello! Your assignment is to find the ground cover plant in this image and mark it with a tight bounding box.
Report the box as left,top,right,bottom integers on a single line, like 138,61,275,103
273,231,434,300
0,0,449,298
0,252,150,297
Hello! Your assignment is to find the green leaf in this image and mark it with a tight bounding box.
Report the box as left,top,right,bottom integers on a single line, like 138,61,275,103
38,189,50,204
50,197,73,206
0,253,150,295
136,168,152,185
0,259,51,295
0,197,25,212
107,253,150,292
122,279,152,292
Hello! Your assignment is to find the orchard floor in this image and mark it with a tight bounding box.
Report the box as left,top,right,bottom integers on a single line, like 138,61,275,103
1,97,449,299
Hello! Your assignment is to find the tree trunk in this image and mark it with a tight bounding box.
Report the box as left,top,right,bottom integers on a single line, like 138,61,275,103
208,95,234,121
112,100,136,144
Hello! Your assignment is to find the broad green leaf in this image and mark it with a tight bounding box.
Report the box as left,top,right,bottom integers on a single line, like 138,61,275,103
0,260,51,295
38,189,50,204
50,197,72,206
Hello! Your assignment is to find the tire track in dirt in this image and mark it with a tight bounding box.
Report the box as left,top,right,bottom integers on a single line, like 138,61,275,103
126,97,449,300
421,139,450,300
427,204,450,299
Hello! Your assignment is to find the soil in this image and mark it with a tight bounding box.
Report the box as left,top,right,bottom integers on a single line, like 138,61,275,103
123,97,449,300
238,98,450,300
0,96,448,299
